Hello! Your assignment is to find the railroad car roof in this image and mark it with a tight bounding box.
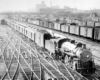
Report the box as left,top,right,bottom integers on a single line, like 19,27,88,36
25,27,37,33
94,26,100,28
69,25,79,27
50,37,67,42
28,18,34,20
37,30,51,34
10,20,28,28
70,22,77,25
18,24,27,28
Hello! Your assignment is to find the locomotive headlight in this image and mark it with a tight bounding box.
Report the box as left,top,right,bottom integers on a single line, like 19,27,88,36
86,55,89,58
80,49,92,62
76,48,92,62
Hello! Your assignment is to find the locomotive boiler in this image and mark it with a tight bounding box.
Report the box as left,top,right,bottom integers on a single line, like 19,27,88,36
60,40,96,74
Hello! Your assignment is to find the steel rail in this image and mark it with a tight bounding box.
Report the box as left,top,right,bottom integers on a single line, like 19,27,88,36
1,28,60,80
2,26,71,80
0,30,15,80
12,27,77,80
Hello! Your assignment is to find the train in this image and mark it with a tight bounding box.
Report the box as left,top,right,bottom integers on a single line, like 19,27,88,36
6,19,96,76
46,38,96,74
9,15,100,41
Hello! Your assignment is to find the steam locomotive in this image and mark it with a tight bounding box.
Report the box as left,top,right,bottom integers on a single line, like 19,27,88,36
45,37,96,75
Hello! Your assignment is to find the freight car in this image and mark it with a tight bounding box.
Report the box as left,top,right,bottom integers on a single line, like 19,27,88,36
45,37,96,75
7,17,100,42
27,18,100,41
7,20,52,48
94,26,100,41
35,30,52,47
9,16,100,41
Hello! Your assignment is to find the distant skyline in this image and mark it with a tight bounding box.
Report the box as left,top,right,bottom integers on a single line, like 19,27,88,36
0,0,100,12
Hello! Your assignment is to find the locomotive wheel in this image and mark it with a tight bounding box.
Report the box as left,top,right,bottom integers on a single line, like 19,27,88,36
64,55,69,65
73,61,77,71
53,53,56,59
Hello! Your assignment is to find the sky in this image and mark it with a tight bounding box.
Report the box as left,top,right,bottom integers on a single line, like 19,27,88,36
0,0,100,12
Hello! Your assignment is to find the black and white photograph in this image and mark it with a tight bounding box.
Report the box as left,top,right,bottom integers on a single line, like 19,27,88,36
0,0,100,80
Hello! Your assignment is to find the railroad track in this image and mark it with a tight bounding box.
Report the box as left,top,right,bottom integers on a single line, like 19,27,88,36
94,69,100,78
34,44,88,80
7,25,84,77
0,27,33,80
0,32,15,80
93,55,100,62
1,26,69,80
34,43,100,80
13,25,100,80
85,73,100,80
14,30,88,80
83,67,100,80
0,38,18,80
14,27,87,80
0,28,38,80
0,54,7,80
21,38,75,80
7,56,19,79
2,24,100,80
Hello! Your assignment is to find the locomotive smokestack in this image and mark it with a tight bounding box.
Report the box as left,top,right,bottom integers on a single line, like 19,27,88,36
82,44,86,49
70,40,75,44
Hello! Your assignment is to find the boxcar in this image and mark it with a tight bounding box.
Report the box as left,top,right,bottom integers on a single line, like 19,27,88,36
69,24,79,35
54,22,58,30
16,25,19,31
22,17,28,22
86,27,94,38
18,25,21,32
86,21,95,27
45,40,56,54
39,20,44,27
57,22,61,30
48,21,52,29
78,20,86,26
66,18,72,23
35,30,52,47
95,22,100,26
25,28,32,39
33,20,39,25
80,26,94,38
28,18,34,24
48,21,54,29
65,24,70,33
19,24,27,34
13,24,17,30
54,22,61,31
71,19,78,24
94,27,100,41
60,24,66,32
24,27,37,41
74,25,80,35
80,26,87,37
44,21,49,27
69,25,75,34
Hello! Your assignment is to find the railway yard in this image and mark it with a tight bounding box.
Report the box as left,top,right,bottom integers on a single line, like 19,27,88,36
0,13,100,80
